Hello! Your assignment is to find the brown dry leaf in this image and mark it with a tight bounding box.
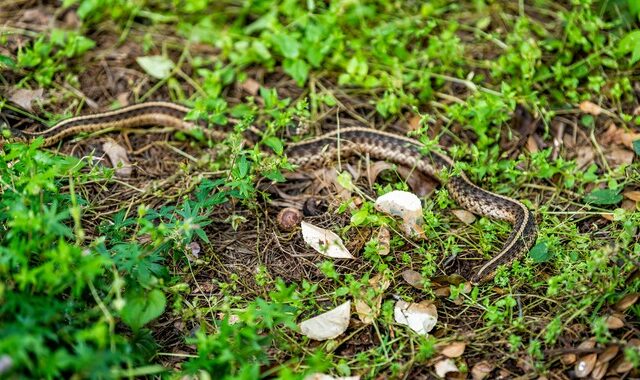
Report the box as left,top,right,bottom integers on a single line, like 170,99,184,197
116,92,130,107
574,146,595,169
401,269,424,289
434,358,459,378
605,146,634,168
366,161,394,184
395,166,437,197
440,342,466,358
598,345,619,363
408,115,422,131
241,78,261,96
102,141,132,177
614,293,639,312
354,273,390,324
591,361,608,380
622,199,637,211
600,123,640,149
526,135,539,153
579,100,603,115
434,287,451,298
561,353,577,365
470,360,494,380
9,88,44,112
376,227,390,256
613,356,633,373
574,353,597,378
452,209,476,225
605,315,624,329
601,213,615,221
304,374,360,380
578,338,596,350
623,191,640,202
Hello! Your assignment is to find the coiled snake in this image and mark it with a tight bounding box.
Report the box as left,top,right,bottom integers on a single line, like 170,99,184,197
2,101,537,283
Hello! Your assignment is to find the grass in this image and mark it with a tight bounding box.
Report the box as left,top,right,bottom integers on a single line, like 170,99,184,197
0,0,639,378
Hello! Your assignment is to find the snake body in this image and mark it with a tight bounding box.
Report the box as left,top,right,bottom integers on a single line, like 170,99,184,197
4,101,537,283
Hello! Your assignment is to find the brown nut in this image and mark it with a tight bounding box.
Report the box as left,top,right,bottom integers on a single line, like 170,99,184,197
277,208,302,231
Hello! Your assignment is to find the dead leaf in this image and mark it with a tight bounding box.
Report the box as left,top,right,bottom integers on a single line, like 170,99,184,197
304,374,360,380
241,78,261,96
434,287,451,298
574,146,595,169
9,88,44,112
376,227,390,255
605,146,634,168
299,301,351,341
614,293,639,312
434,358,459,378
579,100,603,115
408,115,422,131
622,199,637,211
301,222,353,259
561,353,576,365
600,122,640,149
375,191,424,237
623,191,640,202
366,161,394,184
605,315,624,329
599,345,619,363
393,300,438,335
574,353,597,378
354,273,390,324
591,361,608,380
440,342,466,358
103,141,132,177
452,209,476,225
613,356,633,373
395,166,437,197
470,360,494,380
578,338,596,350
526,135,539,153
401,269,424,289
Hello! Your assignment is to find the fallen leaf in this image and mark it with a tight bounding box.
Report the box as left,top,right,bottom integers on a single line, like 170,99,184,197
561,353,576,365
9,88,43,112
301,221,353,259
136,55,175,79
574,146,595,169
600,122,640,149
451,209,476,225
578,338,596,350
408,115,422,130
470,360,494,380
401,269,424,289
605,315,624,329
376,227,390,255
575,353,597,378
375,190,424,237
299,301,351,341
434,358,459,378
434,287,451,297
395,166,437,197
598,345,619,363
591,360,608,380
241,78,261,96
366,161,394,184
440,342,466,358
579,100,603,115
605,146,634,168
614,293,639,312
393,300,437,335
623,191,640,202
103,141,132,177
304,374,360,380
526,135,539,153
354,273,390,324
613,356,633,373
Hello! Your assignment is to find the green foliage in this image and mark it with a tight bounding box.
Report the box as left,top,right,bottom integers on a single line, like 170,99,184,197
16,29,95,87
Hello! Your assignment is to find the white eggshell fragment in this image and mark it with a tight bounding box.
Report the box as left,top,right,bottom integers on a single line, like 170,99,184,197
301,221,353,259
299,301,351,341
374,191,424,237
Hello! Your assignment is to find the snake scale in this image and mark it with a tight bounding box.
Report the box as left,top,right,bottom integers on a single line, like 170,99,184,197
2,101,537,283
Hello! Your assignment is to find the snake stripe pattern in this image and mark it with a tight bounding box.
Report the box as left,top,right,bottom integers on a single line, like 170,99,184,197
4,101,537,283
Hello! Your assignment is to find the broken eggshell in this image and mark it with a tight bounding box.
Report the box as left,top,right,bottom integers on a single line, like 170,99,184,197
374,190,424,237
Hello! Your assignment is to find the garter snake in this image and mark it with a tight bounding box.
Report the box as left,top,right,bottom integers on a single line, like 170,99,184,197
2,101,537,283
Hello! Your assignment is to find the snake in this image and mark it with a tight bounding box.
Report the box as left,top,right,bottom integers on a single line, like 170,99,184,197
2,100,537,283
